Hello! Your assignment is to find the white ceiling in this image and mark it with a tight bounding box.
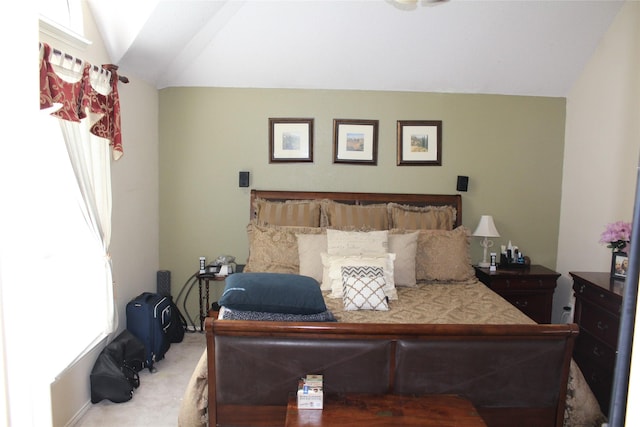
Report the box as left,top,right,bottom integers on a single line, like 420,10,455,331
87,0,624,97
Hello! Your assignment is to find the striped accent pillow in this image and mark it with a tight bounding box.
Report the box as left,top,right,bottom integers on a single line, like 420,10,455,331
389,203,456,230
254,199,321,227
341,266,388,311
324,201,390,230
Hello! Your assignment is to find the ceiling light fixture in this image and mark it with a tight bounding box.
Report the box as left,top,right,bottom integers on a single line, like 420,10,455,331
389,0,448,11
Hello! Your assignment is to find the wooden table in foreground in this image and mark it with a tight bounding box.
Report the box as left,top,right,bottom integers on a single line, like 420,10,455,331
284,394,488,427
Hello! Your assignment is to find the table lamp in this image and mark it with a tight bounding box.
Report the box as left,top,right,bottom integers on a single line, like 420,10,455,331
473,215,500,267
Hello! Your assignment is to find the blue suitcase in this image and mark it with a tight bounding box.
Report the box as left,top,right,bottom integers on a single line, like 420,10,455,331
126,292,171,372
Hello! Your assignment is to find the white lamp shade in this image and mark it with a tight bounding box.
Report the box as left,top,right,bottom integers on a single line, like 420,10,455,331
473,215,500,237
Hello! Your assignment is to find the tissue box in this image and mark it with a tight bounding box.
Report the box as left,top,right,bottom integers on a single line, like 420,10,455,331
297,375,323,409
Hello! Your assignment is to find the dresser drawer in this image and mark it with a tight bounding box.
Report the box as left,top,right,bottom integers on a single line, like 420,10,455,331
574,280,621,315
578,299,620,348
575,332,616,371
488,277,556,290
500,292,549,323
573,354,614,414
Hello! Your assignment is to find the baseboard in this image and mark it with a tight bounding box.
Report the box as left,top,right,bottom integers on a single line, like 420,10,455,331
66,400,91,427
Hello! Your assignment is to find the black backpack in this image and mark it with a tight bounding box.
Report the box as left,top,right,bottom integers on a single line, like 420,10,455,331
166,298,187,343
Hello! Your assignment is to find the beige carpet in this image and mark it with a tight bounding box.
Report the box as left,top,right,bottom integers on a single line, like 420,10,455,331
75,332,206,427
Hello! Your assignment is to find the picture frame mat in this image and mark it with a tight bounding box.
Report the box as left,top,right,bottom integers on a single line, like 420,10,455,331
335,123,375,161
401,125,439,162
272,122,310,159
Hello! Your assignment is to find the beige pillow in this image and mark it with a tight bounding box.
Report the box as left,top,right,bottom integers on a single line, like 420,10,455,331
389,203,456,230
393,226,474,282
324,201,390,230
244,223,324,274
388,231,419,287
321,252,397,300
326,229,389,255
297,233,328,285
254,198,321,227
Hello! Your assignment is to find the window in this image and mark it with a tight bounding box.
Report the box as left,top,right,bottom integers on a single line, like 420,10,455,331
38,0,84,35
38,112,112,379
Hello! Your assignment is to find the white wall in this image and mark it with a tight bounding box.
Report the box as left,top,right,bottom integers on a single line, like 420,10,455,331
555,1,640,322
556,1,640,422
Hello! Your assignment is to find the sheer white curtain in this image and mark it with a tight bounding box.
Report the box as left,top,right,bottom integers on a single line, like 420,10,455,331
58,65,116,336
39,51,117,379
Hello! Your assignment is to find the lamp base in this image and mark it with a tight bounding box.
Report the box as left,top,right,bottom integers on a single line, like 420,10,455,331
477,261,491,268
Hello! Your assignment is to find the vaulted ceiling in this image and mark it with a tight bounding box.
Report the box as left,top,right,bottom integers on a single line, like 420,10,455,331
87,0,624,97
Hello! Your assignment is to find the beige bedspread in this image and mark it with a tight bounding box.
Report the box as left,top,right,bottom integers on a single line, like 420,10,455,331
325,279,533,324
178,279,607,427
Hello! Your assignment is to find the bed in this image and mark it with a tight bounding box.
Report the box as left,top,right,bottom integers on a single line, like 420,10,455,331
178,190,606,427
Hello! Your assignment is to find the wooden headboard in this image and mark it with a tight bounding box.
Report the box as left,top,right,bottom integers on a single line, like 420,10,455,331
250,190,462,227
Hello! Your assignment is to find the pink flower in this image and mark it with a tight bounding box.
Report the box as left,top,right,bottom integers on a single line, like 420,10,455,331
600,221,632,252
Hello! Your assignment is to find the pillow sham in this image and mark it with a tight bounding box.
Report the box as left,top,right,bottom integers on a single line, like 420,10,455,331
321,252,397,300
297,233,328,285
324,200,390,230
254,198,321,227
326,229,389,255
388,231,419,287
219,272,326,314
388,203,456,230
341,267,389,311
244,223,324,274
392,226,474,282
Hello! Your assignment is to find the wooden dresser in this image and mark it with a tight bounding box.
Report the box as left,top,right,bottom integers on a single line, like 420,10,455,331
474,265,559,323
570,271,623,415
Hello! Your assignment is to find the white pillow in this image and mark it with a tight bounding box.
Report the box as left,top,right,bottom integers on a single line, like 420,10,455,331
342,270,389,311
297,233,328,286
321,252,397,300
326,229,389,255
388,231,419,287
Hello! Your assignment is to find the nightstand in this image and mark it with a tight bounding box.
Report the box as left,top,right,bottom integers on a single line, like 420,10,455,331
474,265,559,323
197,272,226,331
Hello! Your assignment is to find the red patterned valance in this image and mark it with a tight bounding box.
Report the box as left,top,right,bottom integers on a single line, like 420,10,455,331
39,43,123,160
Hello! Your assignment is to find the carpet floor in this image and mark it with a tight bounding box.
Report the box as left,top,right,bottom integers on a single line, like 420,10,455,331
75,331,206,427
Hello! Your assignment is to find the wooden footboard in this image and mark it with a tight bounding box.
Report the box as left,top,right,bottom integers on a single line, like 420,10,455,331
205,319,578,427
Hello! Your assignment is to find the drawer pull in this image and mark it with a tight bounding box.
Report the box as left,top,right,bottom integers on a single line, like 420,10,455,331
515,300,528,308
593,346,602,358
597,321,609,331
579,284,585,293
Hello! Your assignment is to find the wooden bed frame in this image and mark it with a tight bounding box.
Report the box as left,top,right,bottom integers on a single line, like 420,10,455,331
205,190,577,427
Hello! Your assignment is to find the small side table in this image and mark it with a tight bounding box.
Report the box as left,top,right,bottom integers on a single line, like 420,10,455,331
197,272,226,331
474,264,559,323
284,394,487,427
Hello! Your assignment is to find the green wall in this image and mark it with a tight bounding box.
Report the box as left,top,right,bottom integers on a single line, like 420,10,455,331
159,88,565,311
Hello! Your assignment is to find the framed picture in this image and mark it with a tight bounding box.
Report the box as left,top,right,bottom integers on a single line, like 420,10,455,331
269,118,314,163
397,120,442,166
611,252,629,280
333,119,379,165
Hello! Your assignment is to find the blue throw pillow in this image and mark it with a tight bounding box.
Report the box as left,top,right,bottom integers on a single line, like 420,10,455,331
219,273,327,315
